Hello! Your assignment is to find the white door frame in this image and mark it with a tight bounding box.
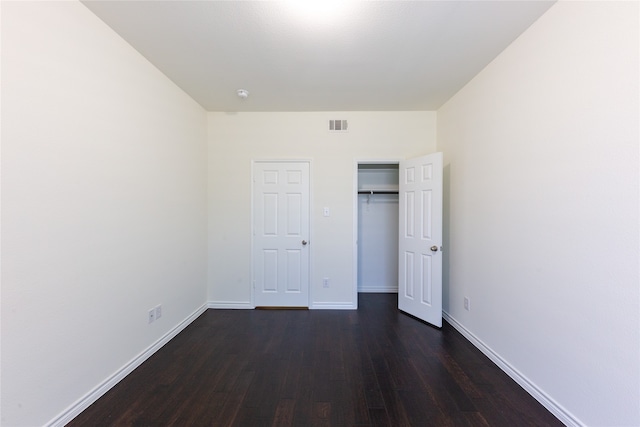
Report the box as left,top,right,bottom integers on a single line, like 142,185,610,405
352,159,402,309
251,159,313,308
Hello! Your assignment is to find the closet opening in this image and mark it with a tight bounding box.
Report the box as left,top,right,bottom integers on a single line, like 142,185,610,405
356,162,400,294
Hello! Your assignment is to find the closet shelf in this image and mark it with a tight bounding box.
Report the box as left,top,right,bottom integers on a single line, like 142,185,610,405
357,190,399,195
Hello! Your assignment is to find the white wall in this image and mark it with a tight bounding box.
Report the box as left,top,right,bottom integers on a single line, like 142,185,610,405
437,2,639,426
1,2,208,426
357,194,399,292
208,112,435,308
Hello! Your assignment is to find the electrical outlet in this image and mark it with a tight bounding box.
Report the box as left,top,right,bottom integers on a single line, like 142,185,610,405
464,297,470,311
323,278,330,288
148,308,155,324
155,304,162,320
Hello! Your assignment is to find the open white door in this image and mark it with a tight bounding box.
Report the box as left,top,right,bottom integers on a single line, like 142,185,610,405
253,161,310,307
398,153,443,327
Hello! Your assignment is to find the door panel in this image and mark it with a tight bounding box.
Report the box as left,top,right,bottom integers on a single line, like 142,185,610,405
399,153,443,327
253,162,310,307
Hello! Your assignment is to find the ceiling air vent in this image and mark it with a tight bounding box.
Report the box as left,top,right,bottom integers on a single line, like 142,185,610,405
329,119,348,132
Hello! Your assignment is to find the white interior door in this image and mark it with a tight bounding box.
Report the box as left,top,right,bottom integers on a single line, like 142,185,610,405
398,153,443,327
253,161,310,307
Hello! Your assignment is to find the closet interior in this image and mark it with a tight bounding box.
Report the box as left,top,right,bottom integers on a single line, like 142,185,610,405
357,163,399,293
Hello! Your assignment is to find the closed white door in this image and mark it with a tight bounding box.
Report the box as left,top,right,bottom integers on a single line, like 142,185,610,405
398,153,443,327
253,161,310,307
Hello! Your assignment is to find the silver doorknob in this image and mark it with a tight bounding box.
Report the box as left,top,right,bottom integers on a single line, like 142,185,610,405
430,245,438,252
302,240,308,246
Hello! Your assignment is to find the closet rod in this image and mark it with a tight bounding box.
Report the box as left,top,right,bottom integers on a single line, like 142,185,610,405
357,190,399,195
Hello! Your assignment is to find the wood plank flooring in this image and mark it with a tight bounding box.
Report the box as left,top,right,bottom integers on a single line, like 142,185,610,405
68,294,562,426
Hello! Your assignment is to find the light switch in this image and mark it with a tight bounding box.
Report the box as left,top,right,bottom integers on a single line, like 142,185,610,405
323,207,330,217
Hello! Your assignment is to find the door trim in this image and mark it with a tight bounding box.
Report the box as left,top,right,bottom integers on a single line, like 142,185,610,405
352,158,402,309
251,159,313,308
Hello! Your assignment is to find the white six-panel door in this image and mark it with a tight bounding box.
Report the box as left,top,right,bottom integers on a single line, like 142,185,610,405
398,153,443,327
253,162,310,307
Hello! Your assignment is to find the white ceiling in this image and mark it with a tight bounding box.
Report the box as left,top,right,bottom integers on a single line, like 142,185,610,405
81,1,555,112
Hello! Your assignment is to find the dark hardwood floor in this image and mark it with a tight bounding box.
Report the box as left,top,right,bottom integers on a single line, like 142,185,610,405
68,294,562,426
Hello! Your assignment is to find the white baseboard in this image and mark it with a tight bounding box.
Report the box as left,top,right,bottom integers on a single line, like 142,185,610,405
208,301,253,309
357,286,398,293
46,304,208,427
442,311,582,427
310,302,356,310
209,301,358,310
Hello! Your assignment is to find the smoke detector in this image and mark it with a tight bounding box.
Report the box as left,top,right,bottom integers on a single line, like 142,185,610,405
237,89,249,99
